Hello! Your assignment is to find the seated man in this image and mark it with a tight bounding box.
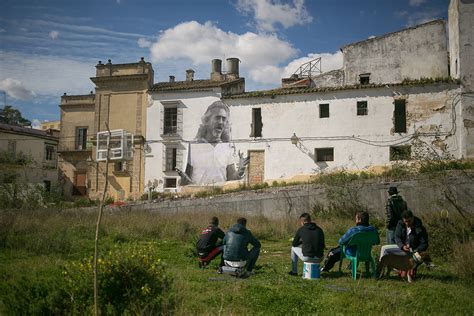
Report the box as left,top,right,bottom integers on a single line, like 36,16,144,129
222,217,261,276
289,213,325,276
196,216,225,267
379,209,428,259
321,211,379,272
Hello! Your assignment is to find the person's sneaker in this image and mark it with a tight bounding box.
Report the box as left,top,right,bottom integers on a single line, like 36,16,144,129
288,271,298,276
217,267,223,274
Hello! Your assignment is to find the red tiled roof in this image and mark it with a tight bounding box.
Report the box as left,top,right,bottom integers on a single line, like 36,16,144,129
150,78,243,92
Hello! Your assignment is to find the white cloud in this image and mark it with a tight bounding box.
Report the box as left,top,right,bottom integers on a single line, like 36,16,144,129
150,21,297,70
32,119,42,129
236,0,313,32
0,78,37,100
49,30,59,39
409,0,426,7
405,9,442,26
0,28,6,33
138,37,152,48
0,51,94,97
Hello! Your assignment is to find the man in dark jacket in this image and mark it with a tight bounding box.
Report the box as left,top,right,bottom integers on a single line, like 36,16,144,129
320,211,379,272
385,186,408,244
380,209,428,258
223,217,261,274
289,213,325,276
395,210,428,253
196,217,225,267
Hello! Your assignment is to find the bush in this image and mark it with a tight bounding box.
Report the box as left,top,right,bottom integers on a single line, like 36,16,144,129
423,214,472,259
64,243,175,314
451,240,474,283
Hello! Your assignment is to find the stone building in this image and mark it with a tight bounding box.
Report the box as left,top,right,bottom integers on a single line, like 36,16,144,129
0,123,58,190
40,120,61,131
58,58,153,200
144,0,473,192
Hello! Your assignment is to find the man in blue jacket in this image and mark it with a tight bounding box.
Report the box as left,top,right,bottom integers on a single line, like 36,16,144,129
222,217,261,276
321,211,379,272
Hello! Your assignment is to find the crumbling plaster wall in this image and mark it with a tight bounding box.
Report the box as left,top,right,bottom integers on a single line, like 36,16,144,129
342,20,449,86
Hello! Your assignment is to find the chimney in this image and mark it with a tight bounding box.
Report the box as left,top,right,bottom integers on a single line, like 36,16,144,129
226,58,240,79
186,69,195,81
169,75,175,83
211,59,223,81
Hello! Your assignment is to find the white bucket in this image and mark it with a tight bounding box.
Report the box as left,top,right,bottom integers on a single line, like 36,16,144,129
302,262,321,280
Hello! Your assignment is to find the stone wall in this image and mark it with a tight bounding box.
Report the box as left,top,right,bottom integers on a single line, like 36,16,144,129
122,171,473,219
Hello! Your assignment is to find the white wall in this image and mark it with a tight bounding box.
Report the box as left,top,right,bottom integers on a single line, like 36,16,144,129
145,84,463,190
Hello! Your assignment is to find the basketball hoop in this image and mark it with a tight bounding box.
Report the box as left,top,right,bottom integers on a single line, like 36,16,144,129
96,129,134,161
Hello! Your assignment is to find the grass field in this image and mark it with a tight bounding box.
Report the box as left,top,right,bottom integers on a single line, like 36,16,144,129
0,209,473,314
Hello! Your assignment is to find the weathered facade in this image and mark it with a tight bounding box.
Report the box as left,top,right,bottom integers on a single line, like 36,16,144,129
145,0,473,193
58,58,154,200
0,123,59,189
58,93,95,197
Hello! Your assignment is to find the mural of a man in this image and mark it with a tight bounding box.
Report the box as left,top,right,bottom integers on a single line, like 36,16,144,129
179,101,247,185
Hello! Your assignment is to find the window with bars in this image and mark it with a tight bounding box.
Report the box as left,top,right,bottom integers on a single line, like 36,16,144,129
357,101,368,116
164,107,178,135
76,127,88,150
45,145,55,161
390,146,411,161
315,147,334,162
165,147,177,171
164,178,177,188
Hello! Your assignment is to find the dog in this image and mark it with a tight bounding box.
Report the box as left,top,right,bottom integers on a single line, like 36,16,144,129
377,252,432,283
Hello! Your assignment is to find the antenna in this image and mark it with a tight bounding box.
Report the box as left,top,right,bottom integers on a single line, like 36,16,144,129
291,57,322,78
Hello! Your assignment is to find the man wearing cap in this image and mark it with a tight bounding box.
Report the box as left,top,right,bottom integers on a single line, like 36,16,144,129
385,186,408,244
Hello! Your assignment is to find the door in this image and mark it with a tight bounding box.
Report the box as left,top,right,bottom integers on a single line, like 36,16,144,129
247,150,265,185
73,172,87,196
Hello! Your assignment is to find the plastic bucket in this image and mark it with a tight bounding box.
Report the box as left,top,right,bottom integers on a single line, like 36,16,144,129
302,262,321,280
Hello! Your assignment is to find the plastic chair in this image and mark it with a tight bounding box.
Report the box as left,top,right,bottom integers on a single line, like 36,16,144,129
338,231,380,280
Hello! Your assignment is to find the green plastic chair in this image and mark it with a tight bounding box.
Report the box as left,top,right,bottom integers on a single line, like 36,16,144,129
338,231,380,280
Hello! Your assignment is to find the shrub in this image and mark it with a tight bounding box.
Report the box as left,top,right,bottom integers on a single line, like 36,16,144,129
423,213,471,259
451,240,474,283
63,243,175,314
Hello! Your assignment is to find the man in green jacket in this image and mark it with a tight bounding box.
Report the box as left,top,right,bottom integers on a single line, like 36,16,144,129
223,217,261,275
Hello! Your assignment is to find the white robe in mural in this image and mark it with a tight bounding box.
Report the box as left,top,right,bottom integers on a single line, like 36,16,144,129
190,142,234,185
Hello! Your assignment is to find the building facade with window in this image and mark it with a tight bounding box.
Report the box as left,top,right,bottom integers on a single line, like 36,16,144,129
58,93,95,197
0,123,59,189
144,1,473,192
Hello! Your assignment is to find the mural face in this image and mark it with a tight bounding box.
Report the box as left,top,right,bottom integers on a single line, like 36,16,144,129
177,101,248,186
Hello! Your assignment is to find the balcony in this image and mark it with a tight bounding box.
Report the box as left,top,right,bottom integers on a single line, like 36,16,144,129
58,138,93,153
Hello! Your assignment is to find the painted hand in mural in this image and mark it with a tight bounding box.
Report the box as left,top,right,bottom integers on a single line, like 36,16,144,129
237,150,250,178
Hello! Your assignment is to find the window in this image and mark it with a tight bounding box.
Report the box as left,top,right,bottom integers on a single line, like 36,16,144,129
359,73,370,85
8,140,16,156
390,146,411,161
394,99,407,133
164,107,177,135
319,104,329,118
45,145,55,160
251,108,263,137
357,101,368,116
315,147,334,162
76,127,88,150
114,161,124,172
164,178,177,188
43,180,51,192
165,147,177,171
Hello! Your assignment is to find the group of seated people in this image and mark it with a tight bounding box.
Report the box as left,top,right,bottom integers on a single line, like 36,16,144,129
196,209,428,279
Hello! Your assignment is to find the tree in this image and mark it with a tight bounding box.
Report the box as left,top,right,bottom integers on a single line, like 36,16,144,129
0,105,31,127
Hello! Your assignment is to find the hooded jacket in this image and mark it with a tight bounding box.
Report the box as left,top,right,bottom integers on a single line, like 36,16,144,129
386,194,408,229
292,222,325,258
223,223,261,261
196,224,225,254
394,216,428,252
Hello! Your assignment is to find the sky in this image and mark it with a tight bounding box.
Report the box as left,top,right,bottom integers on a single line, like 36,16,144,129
0,0,450,127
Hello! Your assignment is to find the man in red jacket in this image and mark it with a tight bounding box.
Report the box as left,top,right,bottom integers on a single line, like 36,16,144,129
196,216,225,267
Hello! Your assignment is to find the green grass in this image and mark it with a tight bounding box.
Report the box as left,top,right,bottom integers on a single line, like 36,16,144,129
0,210,473,314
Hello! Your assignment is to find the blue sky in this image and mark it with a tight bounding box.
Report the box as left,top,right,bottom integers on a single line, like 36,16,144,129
0,0,449,126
